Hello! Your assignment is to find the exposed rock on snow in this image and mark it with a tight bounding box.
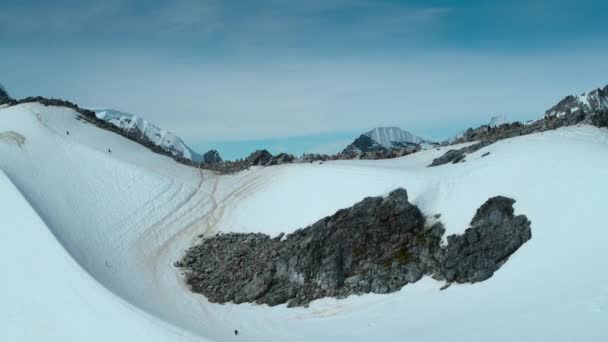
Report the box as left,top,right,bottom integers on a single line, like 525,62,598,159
429,141,491,166
247,149,273,166
431,84,608,167
268,152,295,166
342,127,434,158
544,85,608,120
442,196,532,283
0,85,12,105
344,134,388,154
202,149,222,164
177,189,531,307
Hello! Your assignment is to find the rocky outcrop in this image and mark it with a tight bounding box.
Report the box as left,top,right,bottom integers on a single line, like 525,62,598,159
442,196,531,283
0,85,12,105
200,150,297,173
177,190,531,307
431,84,608,167
247,150,273,166
342,127,434,159
343,134,388,154
268,153,295,166
202,150,222,164
428,141,491,166
544,85,608,121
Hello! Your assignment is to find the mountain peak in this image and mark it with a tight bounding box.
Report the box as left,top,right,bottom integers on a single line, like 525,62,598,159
363,127,428,148
545,84,608,119
92,108,202,162
343,126,432,155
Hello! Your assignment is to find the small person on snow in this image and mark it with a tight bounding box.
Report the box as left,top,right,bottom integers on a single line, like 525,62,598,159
108,148,112,153
66,131,70,135
234,330,238,336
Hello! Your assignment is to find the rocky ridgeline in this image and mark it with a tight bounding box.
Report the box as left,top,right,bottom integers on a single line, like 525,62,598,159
2,95,199,166
199,149,297,173
0,85,11,105
341,131,427,160
199,144,420,174
176,189,531,307
430,85,608,167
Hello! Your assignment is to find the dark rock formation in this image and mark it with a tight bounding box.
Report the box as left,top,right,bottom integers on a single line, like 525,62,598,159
545,85,608,121
592,109,608,128
268,153,295,166
343,134,388,154
429,149,466,166
202,150,222,164
247,150,273,166
0,84,12,105
431,84,608,167
442,196,531,283
429,141,491,166
178,190,531,307
341,132,425,160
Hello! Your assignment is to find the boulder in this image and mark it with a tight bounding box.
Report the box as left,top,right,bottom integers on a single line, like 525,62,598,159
442,196,531,283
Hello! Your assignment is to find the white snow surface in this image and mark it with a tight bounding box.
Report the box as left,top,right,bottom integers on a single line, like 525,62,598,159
93,108,202,162
364,126,428,147
1,103,608,341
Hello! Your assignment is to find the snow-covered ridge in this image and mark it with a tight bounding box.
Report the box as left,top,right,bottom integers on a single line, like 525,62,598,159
545,85,608,118
364,127,430,148
93,108,202,162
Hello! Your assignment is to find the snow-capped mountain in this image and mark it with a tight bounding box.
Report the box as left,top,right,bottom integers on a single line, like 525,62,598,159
343,127,433,154
93,108,202,162
545,85,608,119
366,127,428,148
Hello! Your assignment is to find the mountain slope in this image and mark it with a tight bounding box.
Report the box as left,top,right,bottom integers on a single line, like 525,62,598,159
545,85,608,119
93,108,202,162
366,127,428,148
343,126,433,154
2,101,608,341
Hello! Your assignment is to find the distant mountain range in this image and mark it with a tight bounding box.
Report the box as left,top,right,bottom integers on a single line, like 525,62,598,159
2,83,607,165
92,108,202,163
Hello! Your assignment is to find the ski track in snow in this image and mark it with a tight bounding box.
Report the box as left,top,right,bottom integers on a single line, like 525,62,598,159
1,103,608,341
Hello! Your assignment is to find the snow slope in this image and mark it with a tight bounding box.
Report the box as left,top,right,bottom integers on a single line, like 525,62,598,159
0,170,201,341
93,108,202,162
1,103,608,341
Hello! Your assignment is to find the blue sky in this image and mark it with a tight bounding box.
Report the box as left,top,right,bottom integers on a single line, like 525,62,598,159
2,0,608,158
